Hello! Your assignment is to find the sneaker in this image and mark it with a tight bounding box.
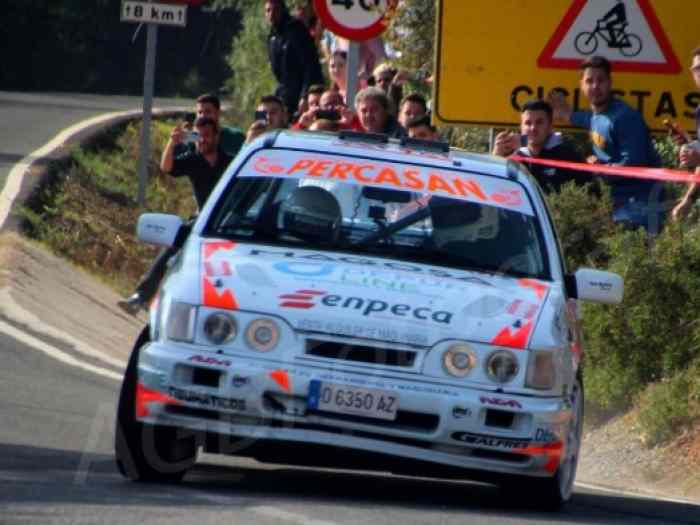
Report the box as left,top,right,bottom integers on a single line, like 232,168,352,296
118,293,145,315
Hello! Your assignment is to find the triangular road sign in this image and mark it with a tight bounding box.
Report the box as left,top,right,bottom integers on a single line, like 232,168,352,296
538,0,681,74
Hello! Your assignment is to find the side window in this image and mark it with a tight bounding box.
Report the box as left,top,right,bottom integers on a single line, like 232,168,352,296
534,183,567,279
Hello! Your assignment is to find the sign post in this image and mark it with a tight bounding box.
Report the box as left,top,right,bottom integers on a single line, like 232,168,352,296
121,0,189,206
137,23,158,207
313,0,396,109
435,0,700,133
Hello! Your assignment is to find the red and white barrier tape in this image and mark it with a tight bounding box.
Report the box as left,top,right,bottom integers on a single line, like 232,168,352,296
510,155,700,184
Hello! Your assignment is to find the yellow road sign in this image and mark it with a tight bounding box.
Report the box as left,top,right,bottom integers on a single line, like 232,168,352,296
434,0,700,132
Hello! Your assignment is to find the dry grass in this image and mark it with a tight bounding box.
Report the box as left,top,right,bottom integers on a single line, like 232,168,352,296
19,120,196,295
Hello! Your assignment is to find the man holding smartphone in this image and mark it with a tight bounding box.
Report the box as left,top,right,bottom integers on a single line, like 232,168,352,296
118,116,233,314
177,94,245,158
492,99,587,193
255,95,289,130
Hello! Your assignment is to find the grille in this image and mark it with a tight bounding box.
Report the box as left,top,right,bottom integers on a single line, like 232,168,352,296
305,339,416,367
307,408,439,433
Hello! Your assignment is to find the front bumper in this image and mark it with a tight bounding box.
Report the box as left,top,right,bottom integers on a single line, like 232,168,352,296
136,342,572,479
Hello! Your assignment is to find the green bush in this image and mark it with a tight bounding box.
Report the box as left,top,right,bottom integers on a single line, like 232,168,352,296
582,223,700,415
225,2,277,126
546,181,616,270
636,373,693,447
21,118,196,293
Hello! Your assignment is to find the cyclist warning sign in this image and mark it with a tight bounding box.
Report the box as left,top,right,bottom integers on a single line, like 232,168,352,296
538,0,680,74
434,0,700,133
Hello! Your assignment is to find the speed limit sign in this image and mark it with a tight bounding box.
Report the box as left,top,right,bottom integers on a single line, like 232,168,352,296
313,0,396,41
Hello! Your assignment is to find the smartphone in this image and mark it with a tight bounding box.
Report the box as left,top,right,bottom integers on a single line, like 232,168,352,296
254,110,268,123
183,130,200,144
315,109,341,121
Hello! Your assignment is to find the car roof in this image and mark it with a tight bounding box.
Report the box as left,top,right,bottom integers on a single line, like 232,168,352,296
267,129,526,183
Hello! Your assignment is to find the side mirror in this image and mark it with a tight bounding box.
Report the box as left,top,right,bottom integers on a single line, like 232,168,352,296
137,213,185,247
567,268,624,305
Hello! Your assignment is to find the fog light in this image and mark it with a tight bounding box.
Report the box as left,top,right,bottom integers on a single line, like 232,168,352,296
245,318,279,352
203,312,237,345
485,350,519,384
443,344,477,378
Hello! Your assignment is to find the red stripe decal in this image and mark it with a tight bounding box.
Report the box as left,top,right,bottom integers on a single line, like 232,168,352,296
269,370,291,392
491,321,533,350
202,277,239,310
135,382,182,418
518,279,548,300
513,442,563,474
280,301,315,309
203,241,236,260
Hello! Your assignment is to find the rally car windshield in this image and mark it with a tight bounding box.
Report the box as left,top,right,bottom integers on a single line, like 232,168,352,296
205,150,551,280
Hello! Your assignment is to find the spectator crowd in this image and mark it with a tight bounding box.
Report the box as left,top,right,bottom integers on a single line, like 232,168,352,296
120,0,700,313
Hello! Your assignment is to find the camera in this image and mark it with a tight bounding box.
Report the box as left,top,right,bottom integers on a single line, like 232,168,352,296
315,109,341,121
254,110,268,123
183,130,200,144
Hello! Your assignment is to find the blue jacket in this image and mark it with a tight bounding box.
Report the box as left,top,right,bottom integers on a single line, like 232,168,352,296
571,98,661,169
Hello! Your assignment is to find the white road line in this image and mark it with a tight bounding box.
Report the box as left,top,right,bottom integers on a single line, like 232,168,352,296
575,481,700,506
0,288,126,371
0,104,189,229
251,505,339,525
0,110,141,229
0,319,121,382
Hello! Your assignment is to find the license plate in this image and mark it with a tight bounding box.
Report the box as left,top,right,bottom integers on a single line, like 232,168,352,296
308,380,399,421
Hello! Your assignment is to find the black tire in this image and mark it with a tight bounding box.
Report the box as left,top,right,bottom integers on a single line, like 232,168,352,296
500,378,584,511
114,327,197,483
620,34,642,57
574,32,598,55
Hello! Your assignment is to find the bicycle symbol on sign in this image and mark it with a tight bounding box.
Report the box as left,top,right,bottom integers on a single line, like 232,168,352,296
574,0,643,57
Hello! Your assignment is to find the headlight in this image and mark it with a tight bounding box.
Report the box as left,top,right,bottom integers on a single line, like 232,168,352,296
526,350,556,390
203,312,238,345
166,302,197,343
245,318,280,352
442,344,477,378
485,350,519,384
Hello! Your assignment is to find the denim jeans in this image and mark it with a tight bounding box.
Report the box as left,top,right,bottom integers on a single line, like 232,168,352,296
611,182,666,234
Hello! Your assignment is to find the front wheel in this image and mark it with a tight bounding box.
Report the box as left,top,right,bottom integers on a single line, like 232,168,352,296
114,327,197,483
500,378,584,510
574,32,598,55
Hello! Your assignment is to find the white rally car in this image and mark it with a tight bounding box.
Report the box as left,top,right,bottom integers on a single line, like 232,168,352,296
115,130,623,509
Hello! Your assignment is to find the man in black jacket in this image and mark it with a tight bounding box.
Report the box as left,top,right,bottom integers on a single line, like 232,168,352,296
118,117,233,314
492,100,589,193
265,0,324,116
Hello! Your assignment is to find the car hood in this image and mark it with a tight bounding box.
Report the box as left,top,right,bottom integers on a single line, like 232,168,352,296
179,240,551,349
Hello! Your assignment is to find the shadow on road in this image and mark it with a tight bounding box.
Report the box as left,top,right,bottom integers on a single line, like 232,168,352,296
1,442,699,523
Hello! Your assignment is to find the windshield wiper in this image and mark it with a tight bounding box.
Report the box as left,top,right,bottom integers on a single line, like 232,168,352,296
352,206,431,246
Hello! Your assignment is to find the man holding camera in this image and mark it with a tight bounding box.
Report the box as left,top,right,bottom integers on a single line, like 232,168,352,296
194,94,245,157
294,89,362,131
118,116,233,314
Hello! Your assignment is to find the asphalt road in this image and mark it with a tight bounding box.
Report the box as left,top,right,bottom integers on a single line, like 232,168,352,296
0,91,191,191
2,92,700,524
1,329,699,524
